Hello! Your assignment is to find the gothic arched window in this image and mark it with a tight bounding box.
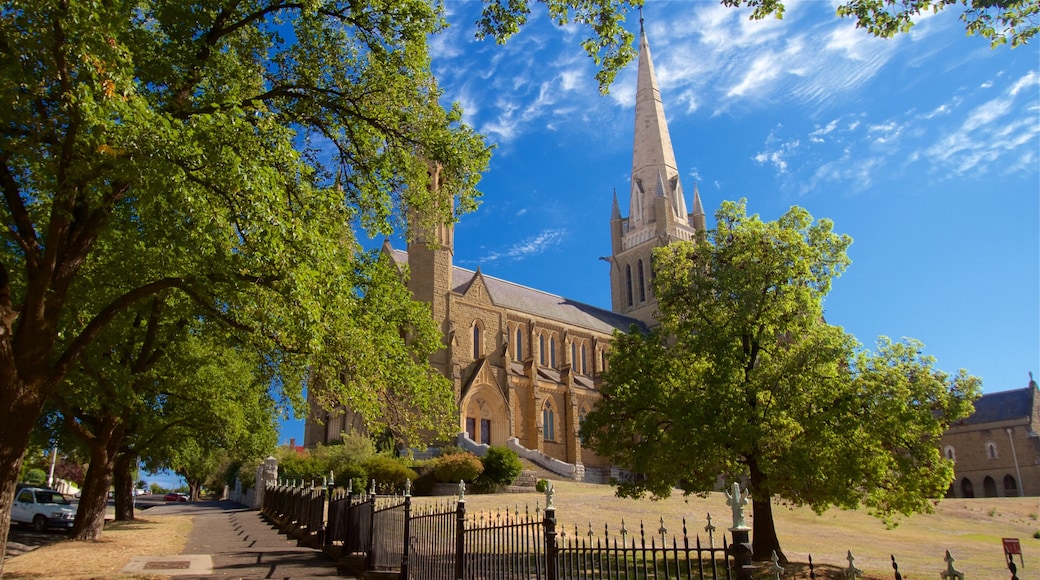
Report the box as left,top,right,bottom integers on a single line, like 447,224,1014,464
550,336,557,368
943,445,955,461
580,343,588,374
539,334,546,365
472,322,483,359
625,265,633,307
638,259,646,302
515,327,523,361
986,441,998,459
542,400,556,441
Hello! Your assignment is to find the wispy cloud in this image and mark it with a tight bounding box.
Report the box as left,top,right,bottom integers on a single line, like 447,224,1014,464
921,70,1040,175
481,229,568,262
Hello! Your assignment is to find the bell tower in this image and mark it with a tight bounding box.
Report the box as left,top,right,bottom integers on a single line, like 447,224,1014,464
609,16,706,327
406,162,454,375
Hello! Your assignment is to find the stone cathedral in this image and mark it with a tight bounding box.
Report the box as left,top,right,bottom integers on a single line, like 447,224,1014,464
305,23,707,481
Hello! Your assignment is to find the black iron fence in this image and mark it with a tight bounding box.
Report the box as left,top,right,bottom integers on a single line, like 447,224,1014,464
262,479,737,580
260,480,989,580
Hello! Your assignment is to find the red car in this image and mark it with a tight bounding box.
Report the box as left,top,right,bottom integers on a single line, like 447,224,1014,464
163,492,188,502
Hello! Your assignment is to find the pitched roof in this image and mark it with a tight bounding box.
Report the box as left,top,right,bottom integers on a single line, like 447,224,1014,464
962,385,1036,425
386,247,645,335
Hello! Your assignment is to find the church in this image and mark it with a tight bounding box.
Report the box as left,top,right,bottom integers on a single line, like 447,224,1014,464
304,22,707,482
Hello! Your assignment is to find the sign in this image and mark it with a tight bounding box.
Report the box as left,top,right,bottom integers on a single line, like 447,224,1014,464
1003,538,1022,556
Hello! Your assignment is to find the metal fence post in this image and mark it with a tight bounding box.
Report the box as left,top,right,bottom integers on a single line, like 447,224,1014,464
400,480,411,580
543,482,558,580
366,479,377,571
725,482,754,580
454,480,467,580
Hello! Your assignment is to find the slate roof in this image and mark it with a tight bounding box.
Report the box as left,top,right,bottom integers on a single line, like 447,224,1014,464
386,247,645,336
962,385,1036,425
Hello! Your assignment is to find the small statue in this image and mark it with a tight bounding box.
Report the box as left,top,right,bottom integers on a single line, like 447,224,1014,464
724,482,751,531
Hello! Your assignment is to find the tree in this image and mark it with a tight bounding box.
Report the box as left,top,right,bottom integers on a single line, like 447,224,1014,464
581,200,980,562
0,0,638,566
723,0,1038,47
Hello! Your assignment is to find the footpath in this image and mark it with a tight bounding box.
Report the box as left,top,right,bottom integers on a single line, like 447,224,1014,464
125,501,353,578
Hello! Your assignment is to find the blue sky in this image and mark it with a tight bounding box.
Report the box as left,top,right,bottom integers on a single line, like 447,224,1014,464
282,0,1039,445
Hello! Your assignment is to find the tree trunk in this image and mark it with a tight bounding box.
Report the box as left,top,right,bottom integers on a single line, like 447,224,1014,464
748,456,786,563
72,421,124,540
0,378,48,576
73,450,115,540
113,452,136,521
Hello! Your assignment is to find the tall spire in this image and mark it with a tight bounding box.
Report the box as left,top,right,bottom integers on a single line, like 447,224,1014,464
630,19,687,228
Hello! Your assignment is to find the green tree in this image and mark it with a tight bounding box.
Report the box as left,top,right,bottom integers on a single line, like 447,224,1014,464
0,0,635,565
723,0,1038,47
581,200,980,562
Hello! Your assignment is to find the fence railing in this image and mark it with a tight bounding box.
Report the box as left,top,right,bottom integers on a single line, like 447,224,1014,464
260,479,988,580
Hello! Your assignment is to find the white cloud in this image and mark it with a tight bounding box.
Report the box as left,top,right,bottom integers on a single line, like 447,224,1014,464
481,229,568,262
754,137,800,174
919,70,1040,175
810,119,840,142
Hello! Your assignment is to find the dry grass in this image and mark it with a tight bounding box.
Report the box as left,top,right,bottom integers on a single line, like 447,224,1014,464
418,480,1040,579
2,515,191,580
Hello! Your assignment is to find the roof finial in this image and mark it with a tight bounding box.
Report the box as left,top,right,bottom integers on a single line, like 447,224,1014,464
638,5,644,33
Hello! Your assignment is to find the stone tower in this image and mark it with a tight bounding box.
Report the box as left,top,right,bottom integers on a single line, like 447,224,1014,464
610,18,706,327
403,163,454,377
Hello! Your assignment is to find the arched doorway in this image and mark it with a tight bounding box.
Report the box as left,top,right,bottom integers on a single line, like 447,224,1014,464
983,476,998,497
961,478,974,498
461,385,509,446
1004,474,1018,496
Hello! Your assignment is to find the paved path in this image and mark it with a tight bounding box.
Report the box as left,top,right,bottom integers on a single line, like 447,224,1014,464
138,501,352,578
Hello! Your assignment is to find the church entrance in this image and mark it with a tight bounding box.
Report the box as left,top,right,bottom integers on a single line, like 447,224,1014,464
461,385,508,446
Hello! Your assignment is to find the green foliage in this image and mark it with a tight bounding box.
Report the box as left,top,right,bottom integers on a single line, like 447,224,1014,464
535,479,550,493
433,452,484,483
361,456,417,493
0,0,632,564
411,469,438,496
722,0,1038,47
582,200,981,559
23,469,46,487
477,446,523,487
476,0,638,92
149,483,163,495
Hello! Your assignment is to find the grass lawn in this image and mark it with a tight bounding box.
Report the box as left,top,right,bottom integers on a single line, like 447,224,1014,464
2,480,1037,579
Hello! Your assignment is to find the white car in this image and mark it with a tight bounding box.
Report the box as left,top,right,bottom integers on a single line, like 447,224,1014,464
12,487,76,532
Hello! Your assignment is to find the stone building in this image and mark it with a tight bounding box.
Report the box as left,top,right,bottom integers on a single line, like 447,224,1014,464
941,375,1040,497
304,22,706,480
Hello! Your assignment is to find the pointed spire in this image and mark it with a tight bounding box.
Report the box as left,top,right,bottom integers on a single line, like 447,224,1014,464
691,183,706,232
630,16,687,228
611,189,622,220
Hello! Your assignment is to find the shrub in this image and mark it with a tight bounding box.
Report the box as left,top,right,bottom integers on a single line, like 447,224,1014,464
438,445,468,456
362,456,417,493
478,446,523,487
23,468,46,487
331,461,368,493
411,469,437,496
535,479,549,493
433,452,484,483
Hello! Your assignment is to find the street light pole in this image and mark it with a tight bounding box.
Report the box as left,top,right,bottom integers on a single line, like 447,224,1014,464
1006,427,1025,497
47,445,58,489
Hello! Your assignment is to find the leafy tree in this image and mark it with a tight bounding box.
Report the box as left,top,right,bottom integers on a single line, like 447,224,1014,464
723,0,1038,47
0,0,636,565
22,469,45,487
581,201,980,562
